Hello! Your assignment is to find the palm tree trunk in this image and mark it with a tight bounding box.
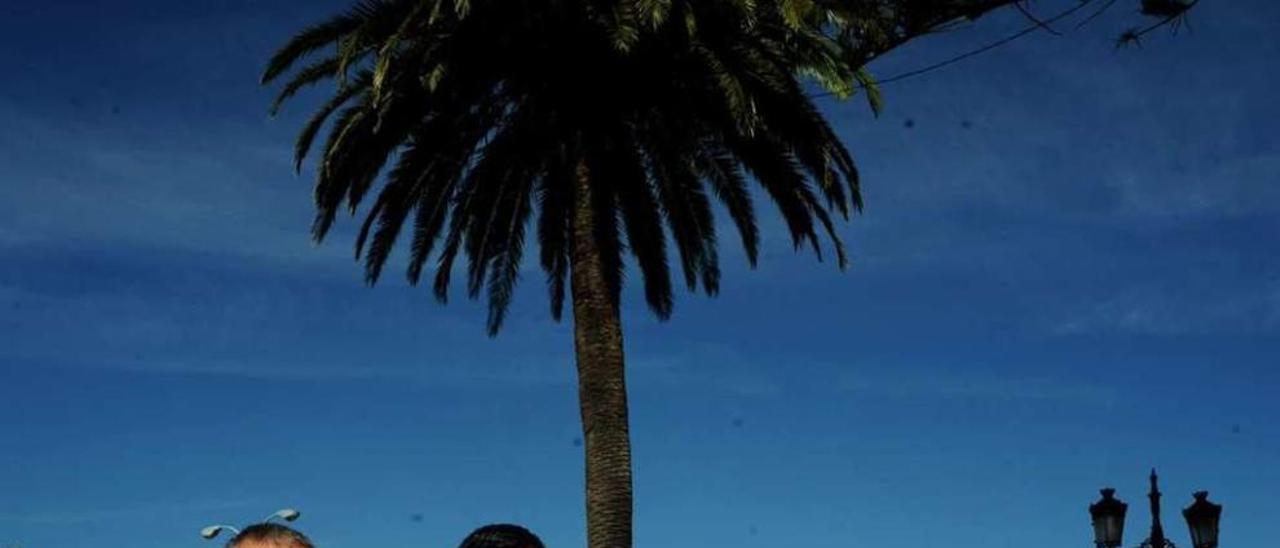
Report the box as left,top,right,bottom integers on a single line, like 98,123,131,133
569,159,633,548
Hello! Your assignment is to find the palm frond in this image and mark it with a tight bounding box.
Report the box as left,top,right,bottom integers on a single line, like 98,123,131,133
262,0,407,84
605,128,675,318
292,74,367,173
695,146,760,267
537,154,573,321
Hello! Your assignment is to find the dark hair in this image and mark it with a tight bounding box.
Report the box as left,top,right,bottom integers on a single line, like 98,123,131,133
458,524,545,548
227,523,315,548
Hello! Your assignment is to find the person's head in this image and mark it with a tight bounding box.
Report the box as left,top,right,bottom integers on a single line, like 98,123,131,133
458,523,545,548
226,523,314,548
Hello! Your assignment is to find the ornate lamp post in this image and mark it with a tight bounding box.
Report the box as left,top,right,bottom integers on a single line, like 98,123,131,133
1183,492,1223,548
1089,471,1223,548
1090,488,1128,548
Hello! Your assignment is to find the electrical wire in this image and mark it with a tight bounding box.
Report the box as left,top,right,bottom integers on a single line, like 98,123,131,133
810,0,1100,97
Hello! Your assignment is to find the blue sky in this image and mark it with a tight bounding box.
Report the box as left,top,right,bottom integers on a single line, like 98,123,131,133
1,1,1277,547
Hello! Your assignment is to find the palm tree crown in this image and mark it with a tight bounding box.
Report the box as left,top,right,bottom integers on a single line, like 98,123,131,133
264,2,1050,546
264,0,873,335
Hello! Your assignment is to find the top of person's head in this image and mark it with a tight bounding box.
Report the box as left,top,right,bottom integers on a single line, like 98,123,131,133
458,523,544,548
226,523,314,548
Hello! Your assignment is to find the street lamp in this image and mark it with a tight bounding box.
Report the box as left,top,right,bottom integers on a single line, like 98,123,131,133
1090,488,1128,548
1183,491,1222,548
200,508,302,541
1089,471,1223,548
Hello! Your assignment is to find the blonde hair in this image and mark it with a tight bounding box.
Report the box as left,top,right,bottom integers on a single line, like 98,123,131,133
227,523,314,548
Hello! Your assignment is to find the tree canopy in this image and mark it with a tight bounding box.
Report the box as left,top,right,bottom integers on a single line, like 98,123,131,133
263,0,1200,335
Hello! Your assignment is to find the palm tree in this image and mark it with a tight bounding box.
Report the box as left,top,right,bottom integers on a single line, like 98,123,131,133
263,1,1026,545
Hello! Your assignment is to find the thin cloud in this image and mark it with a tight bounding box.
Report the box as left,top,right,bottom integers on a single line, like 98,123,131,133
1050,280,1280,336
839,372,1117,404
0,498,258,525
0,98,350,272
